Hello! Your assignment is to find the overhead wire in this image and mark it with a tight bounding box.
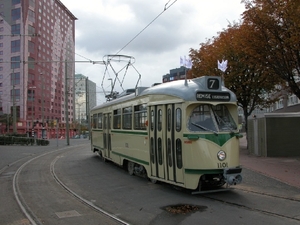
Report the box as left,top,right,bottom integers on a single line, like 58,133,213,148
113,0,178,57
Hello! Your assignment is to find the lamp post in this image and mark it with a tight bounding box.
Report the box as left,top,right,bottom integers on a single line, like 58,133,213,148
41,73,45,139
76,101,86,136
28,86,36,137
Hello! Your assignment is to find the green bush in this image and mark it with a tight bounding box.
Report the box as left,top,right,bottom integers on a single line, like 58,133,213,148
36,139,49,146
0,136,48,146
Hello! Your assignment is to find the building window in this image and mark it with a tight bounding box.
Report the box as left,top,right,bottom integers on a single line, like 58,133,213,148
12,0,21,5
28,10,35,23
11,8,21,21
11,56,20,69
29,0,35,8
11,89,20,102
12,24,21,35
11,72,20,85
11,40,20,53
28,57,35,69
28,41,35,53
28,25,35,35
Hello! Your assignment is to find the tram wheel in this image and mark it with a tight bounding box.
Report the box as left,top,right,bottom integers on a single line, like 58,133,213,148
127,161,135,175
150,178,157,184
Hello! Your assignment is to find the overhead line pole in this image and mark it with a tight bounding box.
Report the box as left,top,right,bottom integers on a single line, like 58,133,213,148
65,60,70,146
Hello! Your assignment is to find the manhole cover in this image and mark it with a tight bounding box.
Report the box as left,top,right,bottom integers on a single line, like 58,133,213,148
164,204,207,214
55,210,81,219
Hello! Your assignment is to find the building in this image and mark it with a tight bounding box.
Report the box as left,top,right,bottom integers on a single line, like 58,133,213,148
74,74,96,134
162,66,192,83
0,0,77,138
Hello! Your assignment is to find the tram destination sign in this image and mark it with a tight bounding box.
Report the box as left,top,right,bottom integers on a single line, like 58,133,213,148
196,92,230,101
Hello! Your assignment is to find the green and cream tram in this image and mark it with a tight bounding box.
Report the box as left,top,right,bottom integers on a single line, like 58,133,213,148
91,76,242,192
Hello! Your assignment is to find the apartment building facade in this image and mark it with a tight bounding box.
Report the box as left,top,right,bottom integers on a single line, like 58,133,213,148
74,73,97,134
0,0,77,138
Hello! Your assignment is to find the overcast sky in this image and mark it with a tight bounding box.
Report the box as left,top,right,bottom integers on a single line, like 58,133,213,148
61,0,245,103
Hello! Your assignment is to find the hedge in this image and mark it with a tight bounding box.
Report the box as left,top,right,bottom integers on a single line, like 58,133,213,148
0,136,49,146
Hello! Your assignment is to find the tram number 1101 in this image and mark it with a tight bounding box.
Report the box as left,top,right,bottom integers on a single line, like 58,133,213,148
217,162,228,168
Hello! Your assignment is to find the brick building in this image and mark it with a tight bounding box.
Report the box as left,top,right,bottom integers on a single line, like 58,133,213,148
0,0,77,138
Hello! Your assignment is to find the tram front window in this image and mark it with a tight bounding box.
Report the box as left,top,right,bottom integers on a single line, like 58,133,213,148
188,104,236,132
212,105,237,131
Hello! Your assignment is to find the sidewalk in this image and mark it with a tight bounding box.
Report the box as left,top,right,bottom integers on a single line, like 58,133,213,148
239,134,300,189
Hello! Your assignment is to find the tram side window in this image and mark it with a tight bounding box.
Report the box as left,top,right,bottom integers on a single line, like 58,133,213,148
151,110,154,131
92,113,97,129
176,138,183,169
167,108,171,131
158,109,162,131
113,109,121,129
175,108,181,132
97,113,102,129
134,104,147,130
123,106,132,130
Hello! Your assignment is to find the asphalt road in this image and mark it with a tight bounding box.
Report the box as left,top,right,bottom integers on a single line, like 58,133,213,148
1,139,300,225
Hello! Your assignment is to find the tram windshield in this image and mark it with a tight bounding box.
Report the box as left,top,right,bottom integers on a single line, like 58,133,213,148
188,104,237,133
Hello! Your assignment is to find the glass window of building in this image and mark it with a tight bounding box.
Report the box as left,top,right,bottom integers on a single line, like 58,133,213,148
11,56,20,69
11,72,20,85
11,8,21,21
11,40,20,53
12,24,20,35
12,0,21,5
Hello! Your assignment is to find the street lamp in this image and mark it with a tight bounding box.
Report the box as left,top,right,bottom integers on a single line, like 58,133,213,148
28,86,36,126
40,73,45,139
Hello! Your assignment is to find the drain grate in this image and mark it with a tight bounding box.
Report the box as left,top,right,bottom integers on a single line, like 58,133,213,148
164,204,207,214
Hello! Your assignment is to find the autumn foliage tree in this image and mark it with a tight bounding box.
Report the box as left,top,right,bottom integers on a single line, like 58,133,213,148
242,0,300,99
190,22,281,133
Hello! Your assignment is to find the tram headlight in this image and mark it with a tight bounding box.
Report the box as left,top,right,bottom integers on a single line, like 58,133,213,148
217,150,226,161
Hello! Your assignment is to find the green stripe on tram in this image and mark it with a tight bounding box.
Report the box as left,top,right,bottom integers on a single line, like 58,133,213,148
112,151,150,166
112,130,148,135
92,129,148,135
183,133,236,146
185,169,223,174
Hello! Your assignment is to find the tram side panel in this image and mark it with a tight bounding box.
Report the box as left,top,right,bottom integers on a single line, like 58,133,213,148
110,131,149,169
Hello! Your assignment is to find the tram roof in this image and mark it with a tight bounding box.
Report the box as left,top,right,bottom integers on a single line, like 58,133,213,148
92,76,237,110
139,76,236,102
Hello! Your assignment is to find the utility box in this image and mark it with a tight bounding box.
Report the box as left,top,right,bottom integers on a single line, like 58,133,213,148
248,113,300,157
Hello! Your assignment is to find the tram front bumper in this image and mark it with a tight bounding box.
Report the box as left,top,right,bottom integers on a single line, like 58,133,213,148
224,168,242,185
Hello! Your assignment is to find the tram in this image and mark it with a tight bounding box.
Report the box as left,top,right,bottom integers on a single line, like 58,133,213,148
90,76,243,192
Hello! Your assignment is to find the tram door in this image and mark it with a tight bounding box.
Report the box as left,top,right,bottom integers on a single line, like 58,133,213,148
149,105,165,179
166,104,184,184
103,113,112,159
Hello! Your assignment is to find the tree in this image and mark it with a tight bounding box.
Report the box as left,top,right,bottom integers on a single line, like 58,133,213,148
190,22,281,133
242,0,300,99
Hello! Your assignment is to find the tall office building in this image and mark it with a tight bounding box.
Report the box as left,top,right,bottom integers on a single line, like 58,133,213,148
74,73,97,129
0,0,77,137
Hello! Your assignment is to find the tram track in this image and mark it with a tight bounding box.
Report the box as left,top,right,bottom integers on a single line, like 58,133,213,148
203,188,300,222
50,154,130,225
235,186,300,202
12,144,130,225
3,142,299,225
